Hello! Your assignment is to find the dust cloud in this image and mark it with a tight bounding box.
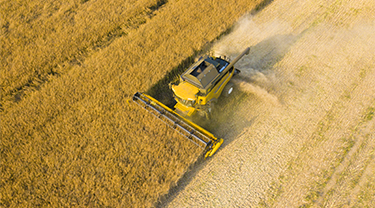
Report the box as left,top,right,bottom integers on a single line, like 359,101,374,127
212,15,293,56
231,78,280,106
212,15,296,106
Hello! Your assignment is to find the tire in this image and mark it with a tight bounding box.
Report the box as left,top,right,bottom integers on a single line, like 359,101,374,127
223,82,234,97
205,111,211,120
204,102,215,120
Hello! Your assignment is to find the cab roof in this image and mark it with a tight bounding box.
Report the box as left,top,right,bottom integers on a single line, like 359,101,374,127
181,56,228,91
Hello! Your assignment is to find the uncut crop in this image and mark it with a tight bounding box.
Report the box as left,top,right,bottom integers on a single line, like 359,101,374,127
1,0,262,207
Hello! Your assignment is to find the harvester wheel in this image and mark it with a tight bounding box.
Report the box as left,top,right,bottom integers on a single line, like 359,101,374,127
204,102,215,120
223,82,234,97
207,102,215,113
205,111,211,120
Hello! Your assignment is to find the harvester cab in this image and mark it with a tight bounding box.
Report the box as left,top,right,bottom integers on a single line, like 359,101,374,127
171,47,250,119
132,47,250,158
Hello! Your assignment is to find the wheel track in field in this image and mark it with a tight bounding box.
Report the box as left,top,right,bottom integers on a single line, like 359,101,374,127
270,50,375,206
350,147,375,206
265,79,373,207
315,106,371,206
314,102,375,206
270,33,375,206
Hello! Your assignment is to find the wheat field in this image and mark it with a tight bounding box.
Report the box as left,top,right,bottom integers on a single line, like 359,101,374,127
3,0,374,207
1,0,262,207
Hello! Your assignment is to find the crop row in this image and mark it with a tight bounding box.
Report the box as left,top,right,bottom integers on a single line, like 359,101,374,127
1,0,262,206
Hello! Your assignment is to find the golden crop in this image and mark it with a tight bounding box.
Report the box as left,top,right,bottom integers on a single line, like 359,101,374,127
1,0,261,206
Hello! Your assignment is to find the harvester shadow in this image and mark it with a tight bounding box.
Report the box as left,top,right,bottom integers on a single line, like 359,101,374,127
237,33,302,72
156,30,307,207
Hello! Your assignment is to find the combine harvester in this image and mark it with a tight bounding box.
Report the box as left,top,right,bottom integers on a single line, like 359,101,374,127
133,47,250,158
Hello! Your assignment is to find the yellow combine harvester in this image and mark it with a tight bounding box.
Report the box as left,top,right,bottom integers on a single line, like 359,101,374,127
133,47,250,158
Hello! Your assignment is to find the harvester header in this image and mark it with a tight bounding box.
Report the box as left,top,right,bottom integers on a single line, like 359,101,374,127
132,47,250,158
132,92,223,158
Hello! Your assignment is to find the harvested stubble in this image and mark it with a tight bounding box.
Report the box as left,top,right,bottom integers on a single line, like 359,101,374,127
1,0,261,206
